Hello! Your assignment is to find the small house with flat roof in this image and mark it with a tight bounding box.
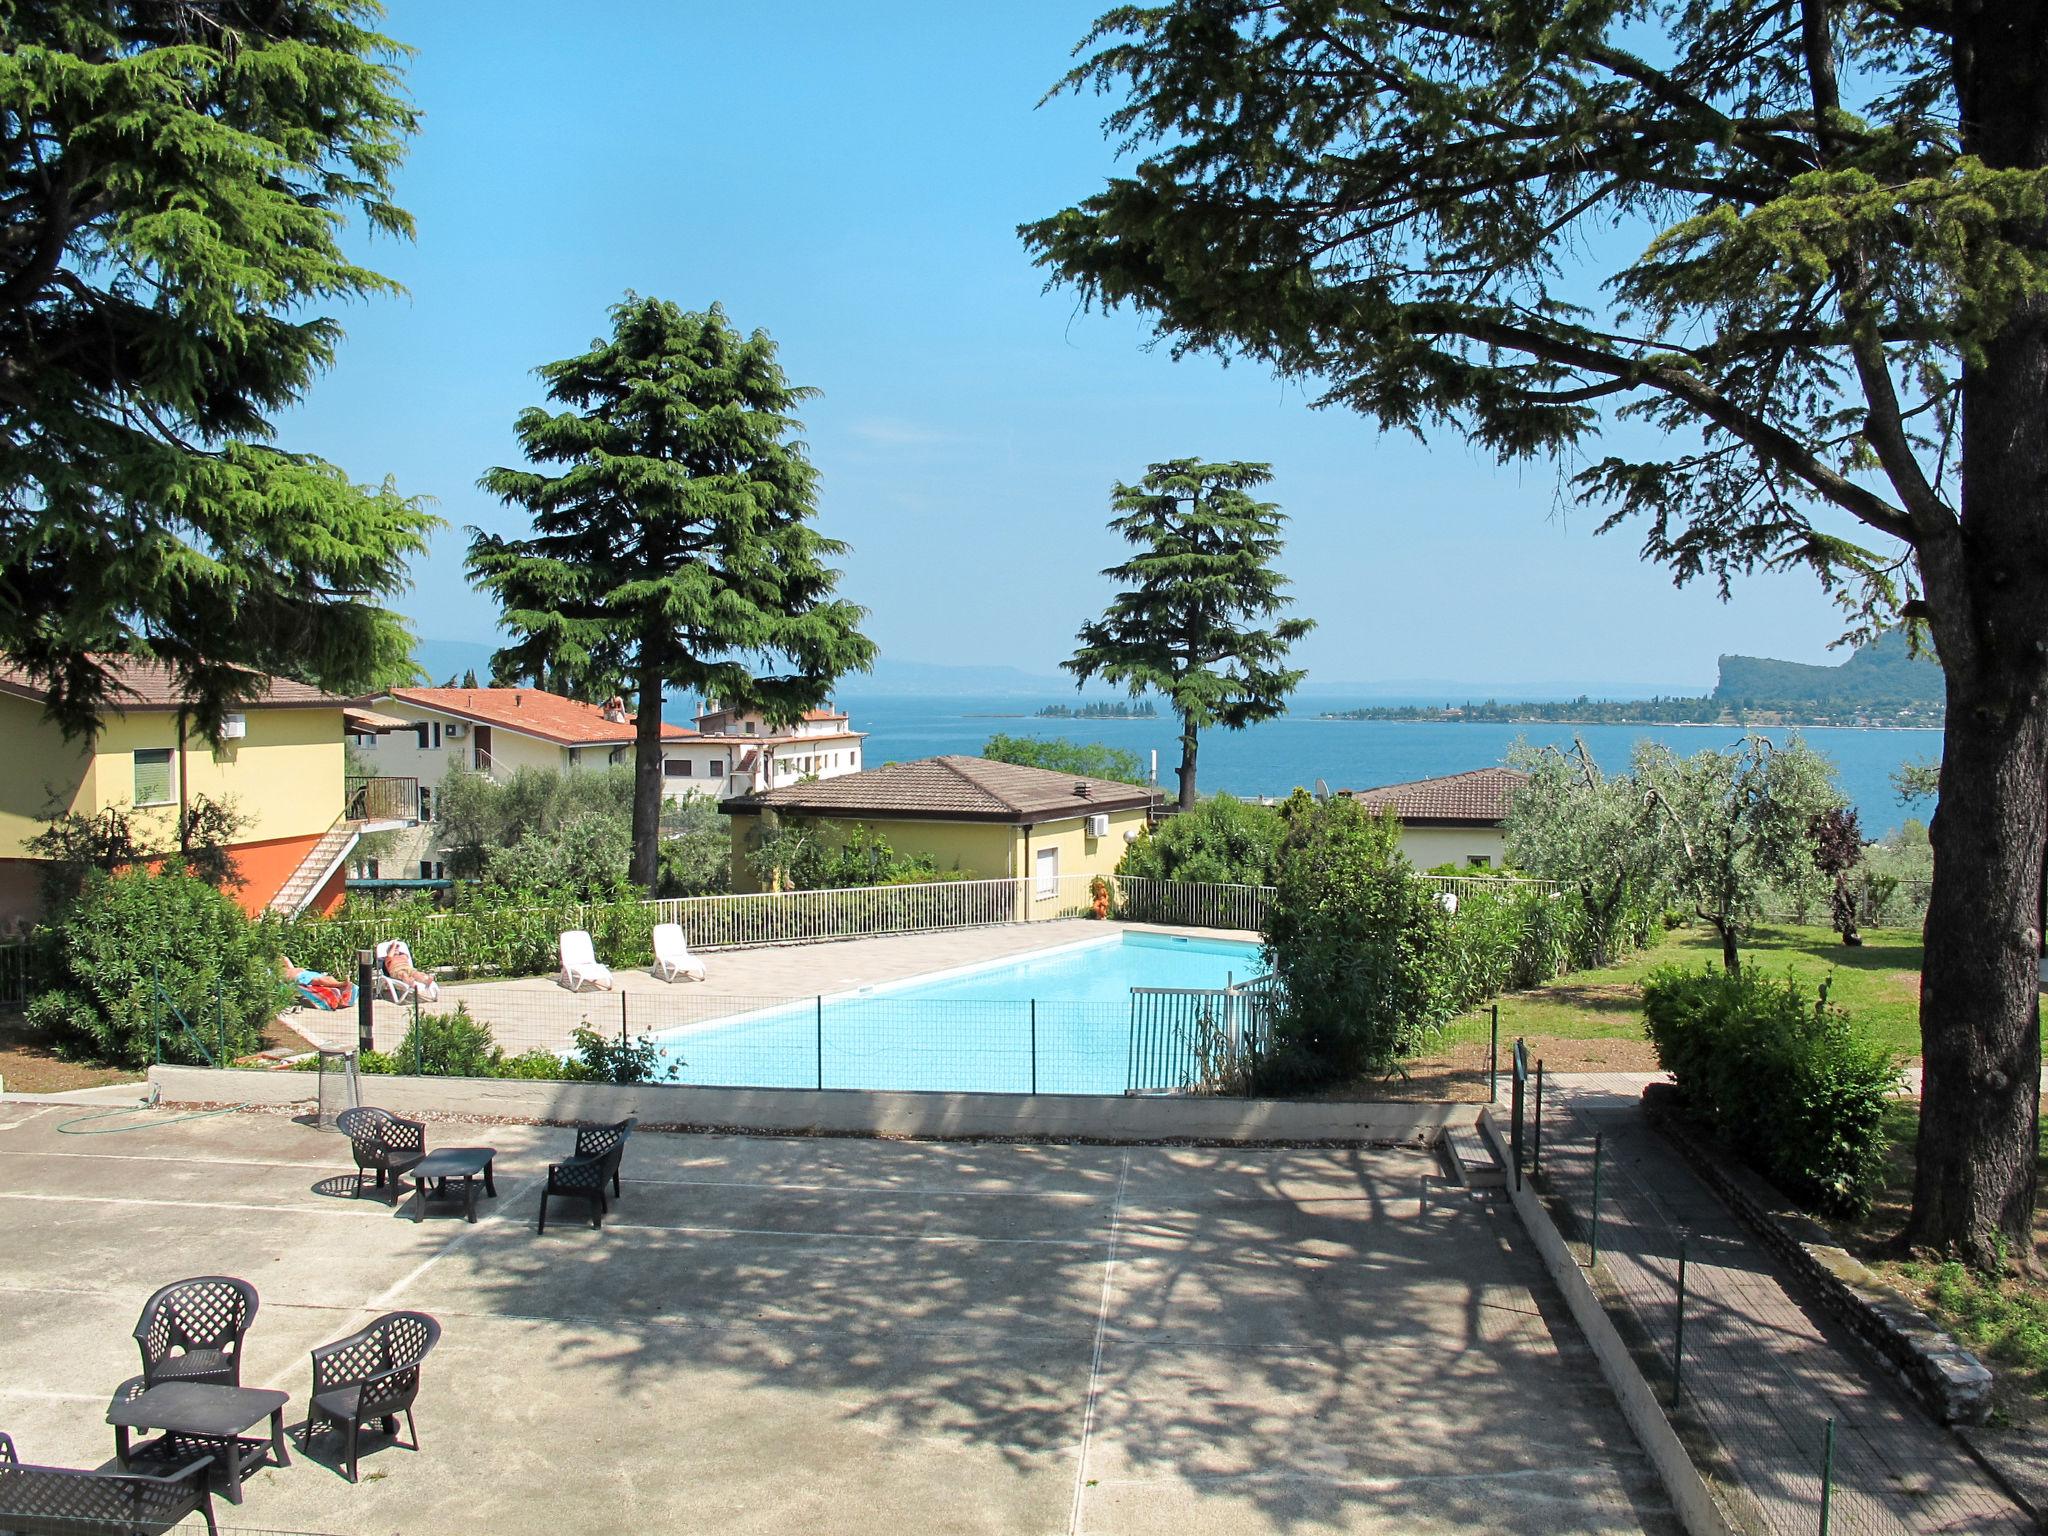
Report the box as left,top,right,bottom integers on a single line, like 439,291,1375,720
721,754,1158,913
1342,766,1528,869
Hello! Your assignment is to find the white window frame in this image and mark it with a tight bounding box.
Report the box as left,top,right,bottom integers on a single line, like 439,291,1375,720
1034,845,1059,900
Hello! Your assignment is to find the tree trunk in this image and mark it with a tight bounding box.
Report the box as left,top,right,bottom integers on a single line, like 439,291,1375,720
629,654,666,896
1176,709,1199,810
1906,0,2048,1262
1716,923,1740,976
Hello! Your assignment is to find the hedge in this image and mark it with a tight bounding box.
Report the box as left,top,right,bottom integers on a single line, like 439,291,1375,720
1642,966,1900,1218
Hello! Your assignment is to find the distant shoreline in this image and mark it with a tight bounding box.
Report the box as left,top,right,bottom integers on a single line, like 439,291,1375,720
1314,715,1943,732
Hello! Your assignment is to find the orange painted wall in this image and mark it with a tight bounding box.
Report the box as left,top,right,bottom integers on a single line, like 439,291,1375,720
226,833,325,916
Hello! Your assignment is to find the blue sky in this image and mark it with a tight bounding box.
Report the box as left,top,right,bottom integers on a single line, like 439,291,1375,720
281,1,1872,694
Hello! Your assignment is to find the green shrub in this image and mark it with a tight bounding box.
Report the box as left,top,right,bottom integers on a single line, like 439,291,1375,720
25,867,284,1067
350,1007,678,1084
567,1025,681,1085
1643,966,1900,1217
1118,793,1285,887
372,1006,505,1077
1259,799,1458,1088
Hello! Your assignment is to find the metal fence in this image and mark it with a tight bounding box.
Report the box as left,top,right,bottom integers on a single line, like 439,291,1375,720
1115,875,1271,931
1504,1046,1927,1536
292,984,1244,1098
278,970,1503,1102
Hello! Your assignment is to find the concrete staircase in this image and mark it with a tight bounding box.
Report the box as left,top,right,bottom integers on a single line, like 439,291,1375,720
266,822,360,917
1441,1119,1507,1190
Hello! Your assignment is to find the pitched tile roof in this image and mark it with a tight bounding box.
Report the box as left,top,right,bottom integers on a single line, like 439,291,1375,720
1346,766,1529,825
726,754,1157,823
0,656,348,711
387,687,694,748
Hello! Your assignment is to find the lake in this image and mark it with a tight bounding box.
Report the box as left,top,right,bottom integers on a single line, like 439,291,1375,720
800,693,1941,838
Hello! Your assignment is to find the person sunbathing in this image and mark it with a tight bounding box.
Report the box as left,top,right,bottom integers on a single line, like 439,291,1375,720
380,939,440,1001
279,956,353,1010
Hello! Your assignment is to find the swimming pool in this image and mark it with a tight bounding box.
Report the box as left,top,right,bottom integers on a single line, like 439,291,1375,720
652,931,1266,1096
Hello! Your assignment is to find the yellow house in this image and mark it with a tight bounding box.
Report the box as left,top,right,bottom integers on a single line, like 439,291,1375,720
0,659,413,925
1343,766,1529,869
722,755,1158,915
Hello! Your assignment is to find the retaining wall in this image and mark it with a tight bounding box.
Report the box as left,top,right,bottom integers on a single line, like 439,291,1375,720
149,1065,1472,1145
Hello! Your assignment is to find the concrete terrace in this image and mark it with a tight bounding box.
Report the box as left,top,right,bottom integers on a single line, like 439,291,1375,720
0,1102,1680,1535
284,919,1261,1058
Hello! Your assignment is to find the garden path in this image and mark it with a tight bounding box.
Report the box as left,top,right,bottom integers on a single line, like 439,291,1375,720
1534,1074,2028,1536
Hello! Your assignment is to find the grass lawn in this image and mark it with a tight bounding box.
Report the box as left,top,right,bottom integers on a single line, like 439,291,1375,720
1835,1101,2048,1423
1457,922,1925,1062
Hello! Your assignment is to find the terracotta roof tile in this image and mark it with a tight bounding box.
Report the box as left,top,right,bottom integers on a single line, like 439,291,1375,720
0,656,348,711
387,687,693,748
1346,767,1528,825
728,755,1157,822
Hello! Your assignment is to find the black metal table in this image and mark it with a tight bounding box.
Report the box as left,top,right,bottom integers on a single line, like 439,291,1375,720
107,1381,291,1505
410,1145,497,1223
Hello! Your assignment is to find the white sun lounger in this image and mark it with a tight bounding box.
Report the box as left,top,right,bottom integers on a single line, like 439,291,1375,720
651,922,706,983
559,929,614,992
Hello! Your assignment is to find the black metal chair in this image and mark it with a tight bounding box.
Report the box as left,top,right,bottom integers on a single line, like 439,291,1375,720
337,1106,427,1204
0,1429,219,1536
537,1117,637,1232
131,1276,259,1393
305,1311,441,1483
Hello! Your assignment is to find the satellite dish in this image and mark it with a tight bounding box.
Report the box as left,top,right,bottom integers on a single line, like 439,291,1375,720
1314,778,1331,803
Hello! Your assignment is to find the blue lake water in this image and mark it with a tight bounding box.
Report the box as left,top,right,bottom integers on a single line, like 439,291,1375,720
655,931,1263,1095
765,692,1942,838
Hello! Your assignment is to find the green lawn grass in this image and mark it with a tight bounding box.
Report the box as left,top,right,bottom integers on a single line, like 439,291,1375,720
1461,923,1924,1057
1842,1102,2048,1420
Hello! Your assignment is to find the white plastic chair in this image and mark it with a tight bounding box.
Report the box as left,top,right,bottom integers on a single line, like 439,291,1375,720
651,923,706,983
371,939,417,1004
559,930,614,992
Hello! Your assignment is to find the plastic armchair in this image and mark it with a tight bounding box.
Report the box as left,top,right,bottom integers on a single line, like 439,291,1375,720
337,1107,427,1204
131,1276,260,1392
306,1311,442,1483
537,1118,636,1232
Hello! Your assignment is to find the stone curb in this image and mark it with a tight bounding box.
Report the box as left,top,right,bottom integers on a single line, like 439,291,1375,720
1479,1108,1738,1536
1642,1087,1992,1427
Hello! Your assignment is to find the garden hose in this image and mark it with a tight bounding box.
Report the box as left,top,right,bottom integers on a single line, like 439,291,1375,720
53,1084,252,1135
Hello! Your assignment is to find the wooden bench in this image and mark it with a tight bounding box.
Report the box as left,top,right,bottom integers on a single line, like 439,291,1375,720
0,1430,217,1536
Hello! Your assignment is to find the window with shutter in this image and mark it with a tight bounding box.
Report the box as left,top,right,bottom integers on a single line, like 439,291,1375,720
133,748,175,806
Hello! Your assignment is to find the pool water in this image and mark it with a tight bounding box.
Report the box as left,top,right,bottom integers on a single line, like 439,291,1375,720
653,931,1265,1096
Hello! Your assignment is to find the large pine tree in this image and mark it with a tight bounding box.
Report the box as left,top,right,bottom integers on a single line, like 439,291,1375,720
1,1,434,735
468,297,875,893
1023,0,2048,1266
1066,460,1312,809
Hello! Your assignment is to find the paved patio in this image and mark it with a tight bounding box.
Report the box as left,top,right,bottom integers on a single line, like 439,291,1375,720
283,919,1256,1059
0,1102,1678,1534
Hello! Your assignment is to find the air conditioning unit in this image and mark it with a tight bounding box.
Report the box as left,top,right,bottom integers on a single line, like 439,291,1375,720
1086,813,1109,839
219,713,247,740
444,722,468,739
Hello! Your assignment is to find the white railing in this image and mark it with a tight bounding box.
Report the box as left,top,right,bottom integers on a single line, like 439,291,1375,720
1115,876,1271,932
1126,974,1277,1093
1418,874,1564,902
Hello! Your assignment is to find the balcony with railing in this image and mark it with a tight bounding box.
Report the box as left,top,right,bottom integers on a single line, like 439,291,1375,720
345,775,420,825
